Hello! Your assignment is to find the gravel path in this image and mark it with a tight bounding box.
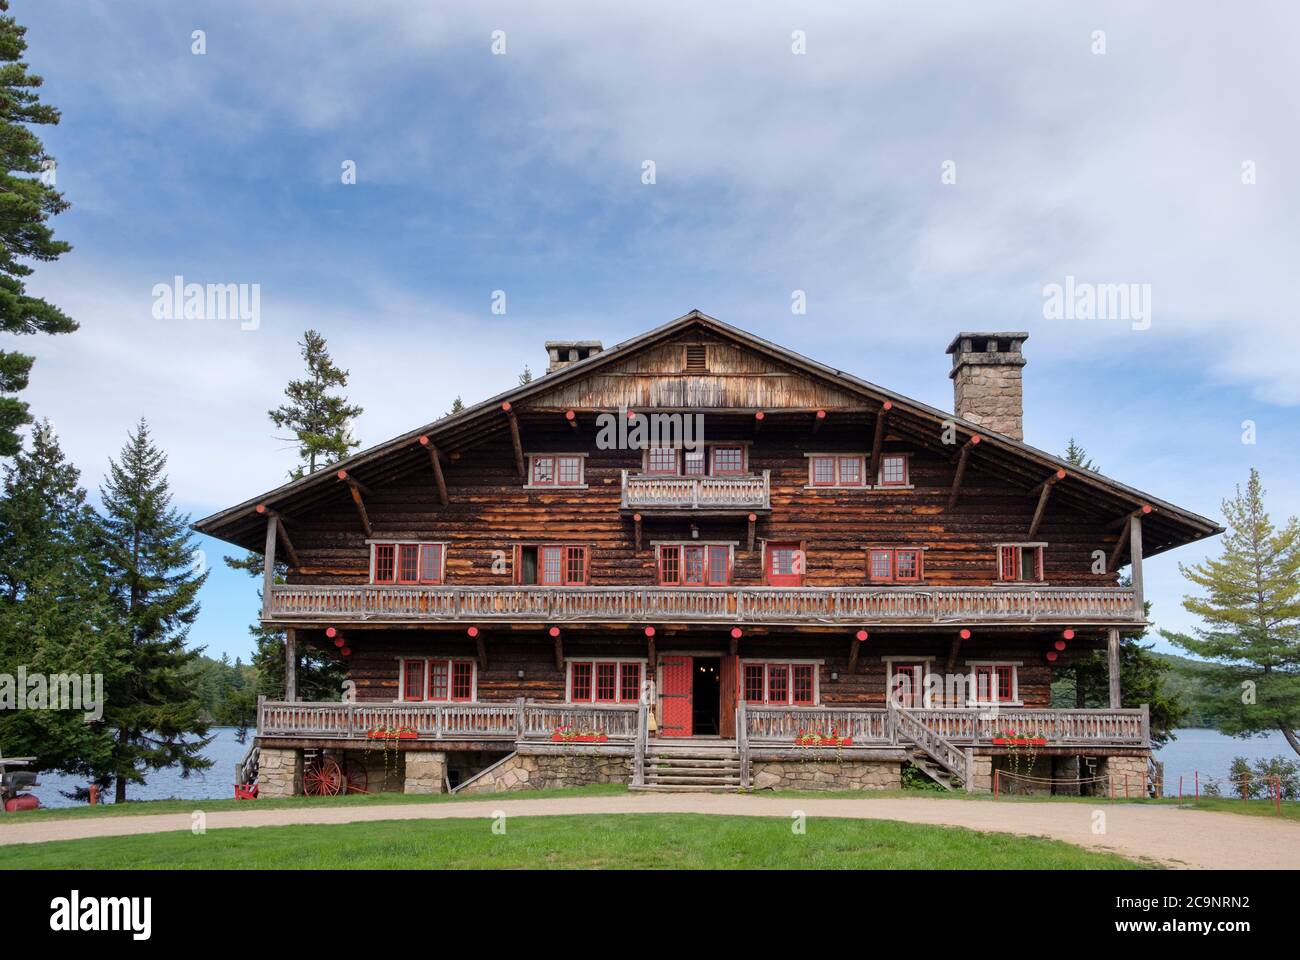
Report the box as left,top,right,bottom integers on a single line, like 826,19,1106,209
3,794,1297,868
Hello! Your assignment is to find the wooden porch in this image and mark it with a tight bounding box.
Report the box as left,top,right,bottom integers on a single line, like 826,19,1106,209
265,583,1143,625
619,470,771,512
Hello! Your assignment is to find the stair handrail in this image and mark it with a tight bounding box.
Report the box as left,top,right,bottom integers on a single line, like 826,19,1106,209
633,699,648,787
736,699,750,788
891,703,970,786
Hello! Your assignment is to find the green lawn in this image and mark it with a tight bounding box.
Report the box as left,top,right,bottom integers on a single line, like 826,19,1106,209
1,813,1146,870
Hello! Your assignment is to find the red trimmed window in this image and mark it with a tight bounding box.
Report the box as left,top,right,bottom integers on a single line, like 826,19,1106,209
972,664,1017,704
741,662,816,705
879,454,908,486
373,542,442,584
890,662,926,708
520,545,588,585
712,446,744,474
530,455,583,486
658,545,730,585
765,543,803,586
569,661,644,704
647,446,678,473
401,658,475,702
810,454,867,487
998,545,1044,582
683,450,707,475
867,547,922,583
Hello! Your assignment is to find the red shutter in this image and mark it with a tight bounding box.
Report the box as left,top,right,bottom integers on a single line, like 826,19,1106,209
999,545,1019,581
402,660,425,701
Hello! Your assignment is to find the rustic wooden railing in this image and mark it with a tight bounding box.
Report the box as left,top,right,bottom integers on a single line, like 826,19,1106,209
741,705,1148,747
893,704,973,789
267,584,1142,625
620,470,771,510
257,699,639,742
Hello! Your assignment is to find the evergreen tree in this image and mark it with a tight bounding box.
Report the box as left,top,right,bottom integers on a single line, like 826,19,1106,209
0,3,77,456
0,422,124,777
1162,469,1300,758
269,330,363,479
1064,438,1098,472
98,418,211,801
445,396,465,417
518,365,533,385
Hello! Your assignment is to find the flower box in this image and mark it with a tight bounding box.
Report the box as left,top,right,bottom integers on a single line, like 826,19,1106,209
367,728,418,740
551,732,609,743
992,736,1047,746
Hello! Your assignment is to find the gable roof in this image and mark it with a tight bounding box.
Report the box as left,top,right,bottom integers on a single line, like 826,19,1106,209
193,310,1222,554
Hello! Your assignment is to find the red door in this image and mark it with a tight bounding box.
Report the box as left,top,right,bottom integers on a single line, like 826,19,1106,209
719,655,738,738
891,662,926,708
660,656,693,737
765,542,803,586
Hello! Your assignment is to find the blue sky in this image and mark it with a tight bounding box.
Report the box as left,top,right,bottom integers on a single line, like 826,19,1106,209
11,1,1300,661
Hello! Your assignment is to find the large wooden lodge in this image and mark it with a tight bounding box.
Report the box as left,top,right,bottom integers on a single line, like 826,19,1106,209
197,311,1220,797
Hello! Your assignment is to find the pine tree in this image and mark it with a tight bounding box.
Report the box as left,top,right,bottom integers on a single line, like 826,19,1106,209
98,418,211,801
1064,438,1098,472
0,3,77,456
1162,469,1300,757
445,396,465,417
518,365,533,385
0,421,124,777
269,330,363,479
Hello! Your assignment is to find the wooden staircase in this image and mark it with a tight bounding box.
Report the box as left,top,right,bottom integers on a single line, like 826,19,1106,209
631,740,744,791
892,705,971,792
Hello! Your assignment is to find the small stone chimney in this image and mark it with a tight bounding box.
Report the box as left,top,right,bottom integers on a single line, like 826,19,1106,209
545,340,603,374
945,332,1029,440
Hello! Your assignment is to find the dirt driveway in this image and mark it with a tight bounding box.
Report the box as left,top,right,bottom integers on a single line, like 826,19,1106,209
3,793,1297,868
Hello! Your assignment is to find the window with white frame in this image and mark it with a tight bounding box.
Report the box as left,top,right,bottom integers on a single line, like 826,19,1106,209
740,661,818,705
968,663,1019,705
567,659,645,704
400,658,476,702
877,453,909,487
528,454,585,486
371,542,445,584
807,453,868,487
645,444,747,477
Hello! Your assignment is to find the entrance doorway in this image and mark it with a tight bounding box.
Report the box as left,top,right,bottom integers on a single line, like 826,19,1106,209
692,658,721,736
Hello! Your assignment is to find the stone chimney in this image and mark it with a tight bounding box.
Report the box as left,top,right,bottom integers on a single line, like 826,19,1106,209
945,332,1029,440
545,340,603,374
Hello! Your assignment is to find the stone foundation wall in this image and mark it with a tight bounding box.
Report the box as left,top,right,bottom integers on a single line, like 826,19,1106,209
751,759,900,791
258,747,300,797
457,751,632,794
403,751,446,794
1101,755,1150,798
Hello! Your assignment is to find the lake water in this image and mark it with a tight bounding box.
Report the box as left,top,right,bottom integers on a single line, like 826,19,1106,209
21,726,1296,808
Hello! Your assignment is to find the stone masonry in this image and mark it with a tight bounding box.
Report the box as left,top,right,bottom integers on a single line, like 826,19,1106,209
257,747,300,797
946,332,1029,440
403,751,447,794
750,759,900,791
456,751,632,794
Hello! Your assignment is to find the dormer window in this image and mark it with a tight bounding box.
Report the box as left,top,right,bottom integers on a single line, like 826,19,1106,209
807,454,868,488
878,454,909,487
528,454,585,486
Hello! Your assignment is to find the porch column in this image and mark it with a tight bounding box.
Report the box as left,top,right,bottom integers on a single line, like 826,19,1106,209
1129,513,1145,612
1107,627,1122,708
285,627,298,702
260,512,277,621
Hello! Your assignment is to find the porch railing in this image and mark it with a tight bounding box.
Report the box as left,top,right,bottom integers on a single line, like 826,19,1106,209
620,470,770,510
267,583,1141,625
257,699,639,742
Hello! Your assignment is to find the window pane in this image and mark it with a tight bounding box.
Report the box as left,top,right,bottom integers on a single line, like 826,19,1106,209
648,447,678,472
838,456,861,485
683,546,705,584
398,543,420,582
767,665,789,704
403,660,425,700
452,661,474,700
1000,545,1019,581
532,456,555,484
620,663,641,703
771,547,796,576
869,549,893,580
976,667,992,701
881,455,906,485
895,549,918,580
557,456,581,484
659,546,680,584
596,662,618,701
707,545,729,585
996,665,1014,701
564,546,585,585
571,662,592,701
744,664,765,702
541,547,563,585
712,447,743,473
683,450,706,475
374,543,395,583
812,456,835,485
792,665,814,705
428,661,449,700
419,544,442,583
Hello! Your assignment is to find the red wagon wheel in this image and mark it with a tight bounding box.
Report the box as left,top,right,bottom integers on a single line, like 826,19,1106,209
302,755,344,796
343,758,369,794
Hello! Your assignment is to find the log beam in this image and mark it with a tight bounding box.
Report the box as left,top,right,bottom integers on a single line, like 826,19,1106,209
945,632,963,675
470,627,487,669
1107,519,1132,573
633,513,642,552
1107,503,1153,529
1027,469,1066,539
256,504,300,570
1107,627,1122,708
747,513,757,553
417,436,449,507
337,471,372,538
753,410,765,435
551,627,563,671
848,630,867,674
1130,512,1145,611
812,409,826,434
260,511,277,621
946,434,980,509
284,628,297,702
502,402,525,478
869,401,893,484
565,409,578,432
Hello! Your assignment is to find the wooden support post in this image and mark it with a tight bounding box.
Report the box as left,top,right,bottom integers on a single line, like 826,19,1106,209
647,635,656,667
284,628,298,702
1130,512,1145,611
1027,469,1066,539
471,628,487,670
633,513,642,552
502,402,525,478
1107,627,1122,708
1108,519,1131,573
257,504,300,570
565,409,578,432
947,435,980,509
848,630,867,674
869,401,892,484
337,471,372,538
812,409,826,434
747,513,757,553
945,632,963,676
418,436,449,507
260,510,277,621
551,628,564,672
753,410,765,435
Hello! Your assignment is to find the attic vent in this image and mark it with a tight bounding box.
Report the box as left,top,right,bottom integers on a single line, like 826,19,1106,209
685,345,708,371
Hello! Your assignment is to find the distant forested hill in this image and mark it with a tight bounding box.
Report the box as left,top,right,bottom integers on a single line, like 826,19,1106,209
183,654,260,728
1151,652,1224,728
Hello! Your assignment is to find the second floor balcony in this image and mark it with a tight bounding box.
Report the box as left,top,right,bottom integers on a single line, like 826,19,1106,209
266,582,1142,627
620,469,771,513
